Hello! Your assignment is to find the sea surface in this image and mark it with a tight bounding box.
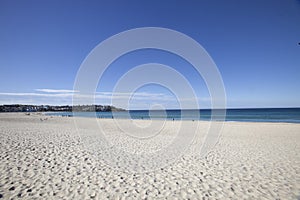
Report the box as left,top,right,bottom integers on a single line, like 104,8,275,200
46,108,300,123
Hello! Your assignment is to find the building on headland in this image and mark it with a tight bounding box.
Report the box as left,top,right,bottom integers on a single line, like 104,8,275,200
0,104,124,112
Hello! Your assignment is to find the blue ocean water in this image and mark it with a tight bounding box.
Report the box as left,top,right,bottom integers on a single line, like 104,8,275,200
46,108,300,123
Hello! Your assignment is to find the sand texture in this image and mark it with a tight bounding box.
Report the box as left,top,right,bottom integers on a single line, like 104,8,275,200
0,113,299,199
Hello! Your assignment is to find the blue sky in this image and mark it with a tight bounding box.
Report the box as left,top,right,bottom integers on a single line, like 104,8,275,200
0,0,300,109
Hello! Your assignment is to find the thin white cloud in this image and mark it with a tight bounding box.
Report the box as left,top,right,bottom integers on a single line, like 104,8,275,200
35,89,78,93
96,92,166,97
0,91,209,101
0,91,174,102
94,92,172,101
0,89,211,109
0,92,73,97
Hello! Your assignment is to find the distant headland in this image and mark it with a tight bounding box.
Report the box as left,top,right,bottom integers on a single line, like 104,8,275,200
0,104,125,112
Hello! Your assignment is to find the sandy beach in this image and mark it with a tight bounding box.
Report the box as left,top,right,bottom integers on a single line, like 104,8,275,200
0,113,299,200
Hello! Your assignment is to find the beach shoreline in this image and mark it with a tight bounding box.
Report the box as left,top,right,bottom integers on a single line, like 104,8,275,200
44,108,300,124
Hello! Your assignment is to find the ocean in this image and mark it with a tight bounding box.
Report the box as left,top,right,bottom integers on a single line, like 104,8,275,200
46,108,300,123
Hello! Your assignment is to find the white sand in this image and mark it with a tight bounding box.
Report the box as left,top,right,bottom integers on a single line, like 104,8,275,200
0,113,299,199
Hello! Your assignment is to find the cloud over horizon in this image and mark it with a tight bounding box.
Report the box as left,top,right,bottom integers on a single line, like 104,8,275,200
35,89,78,93
0,88,211,109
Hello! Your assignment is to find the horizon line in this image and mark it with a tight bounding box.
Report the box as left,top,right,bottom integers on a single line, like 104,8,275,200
1,104,299,111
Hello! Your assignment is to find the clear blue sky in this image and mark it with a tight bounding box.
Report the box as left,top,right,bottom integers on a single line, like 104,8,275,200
0,0,300,108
